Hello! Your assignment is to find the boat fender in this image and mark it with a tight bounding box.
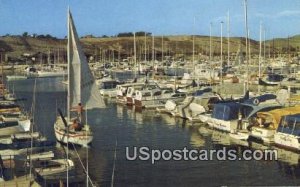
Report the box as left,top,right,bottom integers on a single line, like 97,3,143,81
253,98,259,105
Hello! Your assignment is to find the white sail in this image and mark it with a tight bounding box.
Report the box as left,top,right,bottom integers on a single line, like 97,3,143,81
68,10,105,110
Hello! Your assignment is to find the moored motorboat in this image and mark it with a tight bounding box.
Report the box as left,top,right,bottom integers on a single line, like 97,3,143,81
274,114,300,151
249,106,300,143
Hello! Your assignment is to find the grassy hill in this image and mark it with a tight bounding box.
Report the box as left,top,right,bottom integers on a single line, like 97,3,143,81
0,34,298,63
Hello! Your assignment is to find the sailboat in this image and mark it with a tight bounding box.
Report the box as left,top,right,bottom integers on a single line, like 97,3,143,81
54,10,106,146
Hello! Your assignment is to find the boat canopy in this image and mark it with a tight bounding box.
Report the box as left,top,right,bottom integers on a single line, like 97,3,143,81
212,102,242,121
267,74,284,82
194,87,212,96
243,94,277,105
277,114,300,136
256,106,300,129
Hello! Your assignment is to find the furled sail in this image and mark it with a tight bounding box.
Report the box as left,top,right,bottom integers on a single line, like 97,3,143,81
68,10,106,110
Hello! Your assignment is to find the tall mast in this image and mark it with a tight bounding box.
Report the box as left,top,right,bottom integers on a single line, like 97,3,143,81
288,35,290,63
152,34,155,69
144,32,147,62
244,0,249,90
259,22,262,93
193,17,195,78
220,21,223,84
227,11,230,66
57,48,60,64
210,22,212,82
67,10,71,124
118,45,120,69
264,29,266,61
133,32,137,78
161,36,164,62
66,8,70,187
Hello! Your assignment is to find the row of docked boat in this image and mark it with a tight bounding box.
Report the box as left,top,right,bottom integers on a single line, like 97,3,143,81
0,82,82,185
0,10,102,186
152,84,300,151
6,65,67,81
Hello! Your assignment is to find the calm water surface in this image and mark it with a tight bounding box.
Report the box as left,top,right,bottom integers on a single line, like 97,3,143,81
6,77,300,186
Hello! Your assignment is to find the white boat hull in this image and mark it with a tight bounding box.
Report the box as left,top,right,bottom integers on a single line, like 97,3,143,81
197,113,211,123
208,118,238,133
6,75,27,81
54,117,93,146
229,131,250,140
250,127,275,143
274,132,300,150
37,71,67,78
100,89,117,97
0,119,30,136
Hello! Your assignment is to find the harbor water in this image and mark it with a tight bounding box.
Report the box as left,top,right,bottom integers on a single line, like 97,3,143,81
7,77,300,186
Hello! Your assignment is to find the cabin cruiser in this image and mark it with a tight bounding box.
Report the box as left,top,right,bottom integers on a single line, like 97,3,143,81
274,114,300,151
116,83,145,104
249,106,300,143
259,74,285,86
203,94,282,133
125,82,160,106
134,88,186,108
97,79,120,97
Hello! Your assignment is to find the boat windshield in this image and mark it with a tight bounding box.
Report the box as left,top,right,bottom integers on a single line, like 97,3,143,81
100,81,118,89
277,114,300,136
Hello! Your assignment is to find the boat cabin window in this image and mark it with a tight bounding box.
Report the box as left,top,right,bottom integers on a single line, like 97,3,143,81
147,85,158,90
143,92,151,97
171,93,186,98
153,91,162,96
278,116,300,136
100,81,118,89
127,88,134,95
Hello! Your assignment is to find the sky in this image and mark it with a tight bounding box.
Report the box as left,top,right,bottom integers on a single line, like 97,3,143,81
0,0,299,40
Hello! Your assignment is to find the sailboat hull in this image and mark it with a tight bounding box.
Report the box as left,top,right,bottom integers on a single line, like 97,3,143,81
37,70,67,78
54,117,93,146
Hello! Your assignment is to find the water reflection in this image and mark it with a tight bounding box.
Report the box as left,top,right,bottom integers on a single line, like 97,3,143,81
7,77,300,186
276,148,300,165
189,130,205,148
198,125,300,179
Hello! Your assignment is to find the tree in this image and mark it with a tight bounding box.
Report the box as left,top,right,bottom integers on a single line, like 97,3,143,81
135,31,152,37
117,32,133,37
22,32,28,37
